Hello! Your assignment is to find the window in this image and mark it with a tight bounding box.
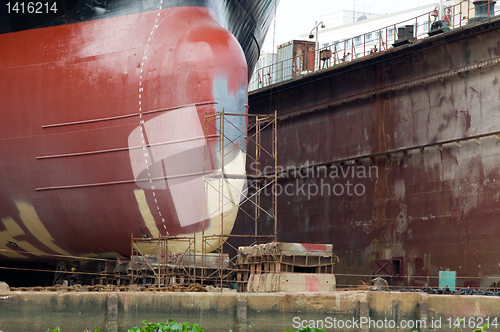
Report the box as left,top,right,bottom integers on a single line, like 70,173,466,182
423,20,429,32
366,33,372,40
388,28,394,37
354,36,362,46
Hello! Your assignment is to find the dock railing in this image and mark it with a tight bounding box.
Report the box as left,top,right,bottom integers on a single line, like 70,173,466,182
250,1,499,91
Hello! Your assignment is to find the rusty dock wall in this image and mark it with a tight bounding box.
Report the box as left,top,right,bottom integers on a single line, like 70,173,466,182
245,15,500,288
2,290,500,331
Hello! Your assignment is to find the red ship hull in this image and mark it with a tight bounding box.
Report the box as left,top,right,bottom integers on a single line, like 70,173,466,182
0,6,249,260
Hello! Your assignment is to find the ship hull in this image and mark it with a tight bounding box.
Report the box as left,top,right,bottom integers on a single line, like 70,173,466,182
0,4,258,260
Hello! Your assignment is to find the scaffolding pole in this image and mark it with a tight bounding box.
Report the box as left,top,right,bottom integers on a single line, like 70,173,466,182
202,110,278,290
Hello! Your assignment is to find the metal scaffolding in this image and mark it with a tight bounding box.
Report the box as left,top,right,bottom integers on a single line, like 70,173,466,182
202,110,278,289
128,110,277,290
130,235,196,287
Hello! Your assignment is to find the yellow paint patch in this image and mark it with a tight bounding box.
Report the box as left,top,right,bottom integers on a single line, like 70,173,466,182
134,183,238,255
134,189,160,238
0,217,28,259
0,217,48,259
16,201,71,256
3,217,24,237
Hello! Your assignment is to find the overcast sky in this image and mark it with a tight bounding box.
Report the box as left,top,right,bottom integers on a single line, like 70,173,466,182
262,0,441,53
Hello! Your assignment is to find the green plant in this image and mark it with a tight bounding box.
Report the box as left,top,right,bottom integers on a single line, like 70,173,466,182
473,323,489,332
127,319,204,332
453,319,489,332
284,327,327,332
46,329,100,332
455,318,465,332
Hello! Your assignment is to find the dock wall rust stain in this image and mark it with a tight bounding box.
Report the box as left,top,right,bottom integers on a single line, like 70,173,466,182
2,290,500,331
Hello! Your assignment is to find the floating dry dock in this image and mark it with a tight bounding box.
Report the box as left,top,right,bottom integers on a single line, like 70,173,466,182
246,10,500,290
